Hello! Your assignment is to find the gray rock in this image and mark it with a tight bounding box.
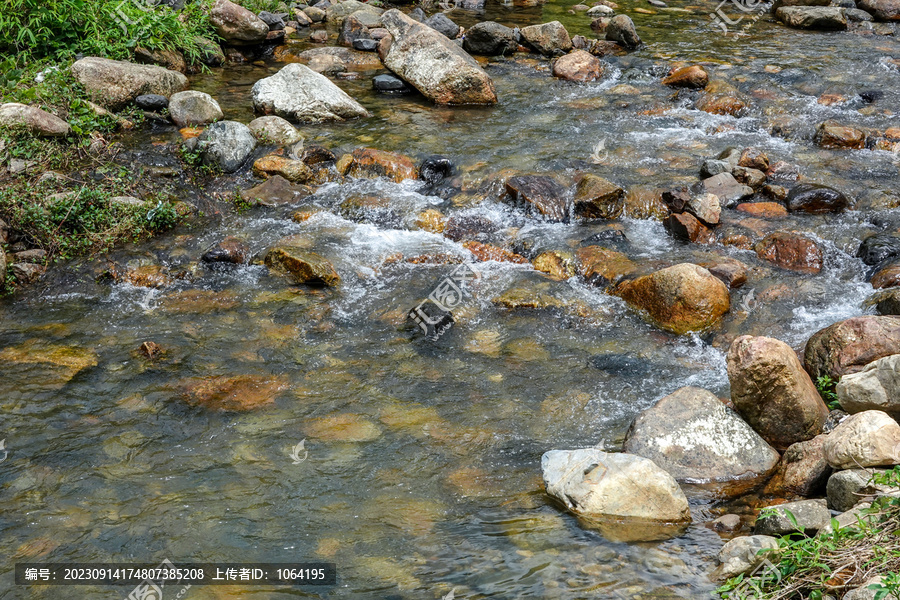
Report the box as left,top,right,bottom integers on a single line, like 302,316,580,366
462,21,518,56
823,410,900,469
258,10,287,30
325,0,382,25
251,63,370,123
857,0,900,20
109,196,145,207
425,13,460,39
713,535,779,580
753,499,831,536
520,21,573,56
304,6,326,22
623,386,780,484
0,103,70,137
71,57,187,111
700,158,731,178
701,172,754,207
844,577,885,600
352,38,377,52
248,115,303,145
711,514,742,532
10,262,44,283
686,192,721,225
605,14,641,49
167,91,223,127
775,6,848,29
0,245,6,277
135,94,169,111
197,120,257,173
818,502,872,535
588,4,614,14
826,468,891,511
845,7,875,20
836,355,900,418
210,0,270,45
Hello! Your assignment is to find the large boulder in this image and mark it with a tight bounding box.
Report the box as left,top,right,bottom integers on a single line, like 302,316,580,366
210,0,269,45
823,410,900,469
541,448,691,523
804,316,900,380
837,354,900,417
0,103,70,137
727,336,829,451
754,499,831,536
462,21,518,56
776,6,848,29
857,0,900,20
623,386,780,484
251,63,370,123
196,120,257,173
167,90,223,127
520,21,572,56
70,57,187,110
379,10,497,105
615,263,730,335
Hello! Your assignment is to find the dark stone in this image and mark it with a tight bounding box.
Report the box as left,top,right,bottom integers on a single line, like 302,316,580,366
353,38,377,51
135,94,169,111
420,155,453,184
605,15,641,49
462,21,518,56
504,175,569,222
580,230,628,247
867,289,900,316
301,144,337,166
662,188,690,213
338,14,371,47
258,11,287,30
373,73,413,94
443,215,499,242
425,13,460,39
857,233,900,266
202,236,249,264
787,183,850,214
589,353,648,377
409,7,426,21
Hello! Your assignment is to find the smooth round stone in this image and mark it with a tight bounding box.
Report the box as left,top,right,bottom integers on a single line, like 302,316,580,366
135,94,169,111
372,74,413,94
352,38,378,52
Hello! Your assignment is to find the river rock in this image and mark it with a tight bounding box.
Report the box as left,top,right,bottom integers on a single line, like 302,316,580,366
755,231,824,274
576,246,637,286
251,63,370,122
265,243,341,286
787,183,850,213
686,192,721,225
202,237,249,264
754,499,831,536
837,355,900,417
326,0,383,26
462,22,518,56
71,57,187,110
776,6,848,29
857,233,900,266
0,246,5,277
210,0,269,45
815,120,866,149
379,10,497,105
843,577,885,600
196,120,256,173
623,386,780,483
463,241,529,264
253,155,312,182
858,0,900,20
616,263,730,335
541,448,691,522
248,115,303,145
661,65,708,89
827,468,892,511
713,535,779,580
733,166,767,189
504,175,569,222
763,434,832,497
425,13,460,38
533,251,576,280
167,91,223,127
177,374,288,411
700,172,754,207
552,50,604,82
521,21,573,56
0,103,71,137
665,213,714,244
804,316,900,380
338,14,373,48
135,94,169,111
727,335,829,450
605,15,641,49
823,410,900,469
573,174,624,218
372,73,413,94
241,175,310,206
258,10,287,30
347,147,418,182
135,47,186,73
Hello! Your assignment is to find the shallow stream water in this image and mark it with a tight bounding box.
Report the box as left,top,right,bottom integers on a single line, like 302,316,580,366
2,0,900,598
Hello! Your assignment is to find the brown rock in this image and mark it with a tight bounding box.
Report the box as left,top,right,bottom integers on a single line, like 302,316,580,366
736,202,788,218
139,341,163,359
575,245,637,286
134,47,187,73
815,120,866,149
762,184,789,202
0,103,71,137
265,244,341,286
462,241,529,264
696,90,749,116
177,374,288,411
738,148,770,172
766,161,801,182
623,186,668,220
662,65,708,89
872,263,900,289
665,212,714,244
252,155,312,183
552,50,603,82
240,175,311,207
202,236,249,264
414,209,446,233
347,147,417,182
533,251,576,280
702,257,748,289
504,175,569,222
615,263,731,335
755,231,823,274
573,174,624,219
804,316,900,380
763,434,832,498
521,21,573,56
733,166,767,189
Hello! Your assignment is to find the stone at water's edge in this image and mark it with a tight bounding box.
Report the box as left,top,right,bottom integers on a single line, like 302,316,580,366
378,9,497,105
251,63,370,123
826,468,892,511
755,231,824,274
615,263,730,335
241,175,311,207
822,410,900,469
837,354,900,417
552,50,604,83
662,65,708,89
787,183,850,213
713,535,779,580
520,21,573,56
0,103,71,137
504,175,569,222
815,120,866,148
541,448,691,523
776,6,848,29
253,155,312,183
265,244,341,286
762,434,832,497
167,91,223,128
576,246,637,286
754,499,831,536
202,237,249,264
462,21,518,56
605,15,642,49
858,0,900,20
804,316,900,380
70,57,187,111
623,386,780,485
196,120,256,173
727,336,828,451
210,0,269,45
573,174,624,218
346,147,418,182
248,115,303,145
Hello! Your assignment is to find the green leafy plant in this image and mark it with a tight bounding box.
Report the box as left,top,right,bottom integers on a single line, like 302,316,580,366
815,375,841,411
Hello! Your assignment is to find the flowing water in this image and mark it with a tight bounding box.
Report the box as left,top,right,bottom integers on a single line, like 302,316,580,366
2,0,899,598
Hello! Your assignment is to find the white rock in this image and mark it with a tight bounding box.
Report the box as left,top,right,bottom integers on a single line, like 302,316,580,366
713,535,779,580
251,63,370,123
837,354,900,418
823,410,900,470
248,115,303,145
167,91,223,128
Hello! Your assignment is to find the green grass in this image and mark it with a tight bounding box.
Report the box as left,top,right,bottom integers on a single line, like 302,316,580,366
815,375,841,411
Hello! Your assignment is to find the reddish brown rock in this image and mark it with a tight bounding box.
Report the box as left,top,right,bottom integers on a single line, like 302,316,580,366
763,434,832,498
665,212,715,244
462,241,529,264
573,174,624,219
727,335,829,451
202,237,249,264
702,258,748,289
347,148,418,182
871,263,900,289
575,245,637,286
252,155,312,183
615,263,730,335
661,65,708,89
738,148,770,172
624,186,668,220
552,50,603,82
737,202,788,218
533,251,575,280
755,231,823,274
804,316,900,380
177,374,289,411
504,175,569,222
265,242,341,286
815,120,866,149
